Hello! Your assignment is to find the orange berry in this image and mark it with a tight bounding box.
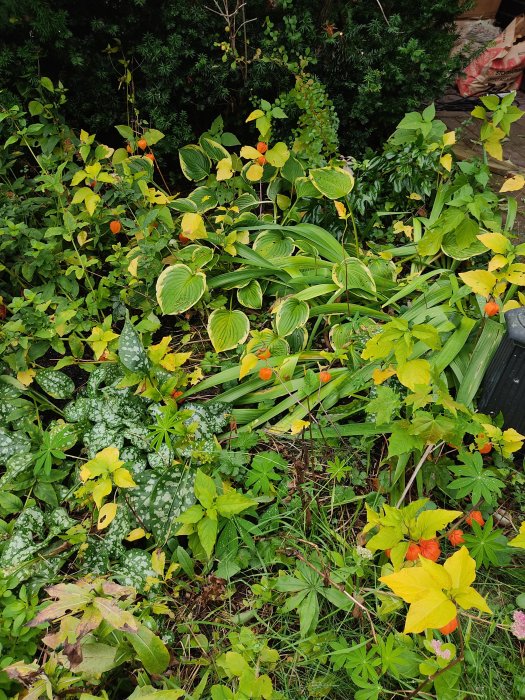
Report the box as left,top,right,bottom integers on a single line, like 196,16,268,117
257,155,267,166
145,153,155,162
419,538,441,562
171,390,183,400
319,370,332,384
138,138,147,150
126,143,132,153
385,548,392,558
405,543,421,561
257,142,268,154
257,348,271,360
484,300,499,317
259,367,273,381
448,529,464,547
109,220,122,234
479,442,492,454
466,510,484,527
439,617,458,635
179,233,190,244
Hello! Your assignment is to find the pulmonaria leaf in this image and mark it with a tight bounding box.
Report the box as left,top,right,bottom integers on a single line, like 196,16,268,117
35,369,75,399
118,318,150,375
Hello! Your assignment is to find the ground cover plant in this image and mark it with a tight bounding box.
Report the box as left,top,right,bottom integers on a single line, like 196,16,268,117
1,76,525,700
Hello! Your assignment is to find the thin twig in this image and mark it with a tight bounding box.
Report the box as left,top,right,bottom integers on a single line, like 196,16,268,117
396,442,443,508
375,0,390,25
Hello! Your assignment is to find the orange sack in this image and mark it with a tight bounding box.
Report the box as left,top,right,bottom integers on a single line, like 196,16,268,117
457,15,525,96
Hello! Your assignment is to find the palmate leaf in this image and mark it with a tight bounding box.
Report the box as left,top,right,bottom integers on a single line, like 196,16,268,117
448,451,505,506
463,517,510,568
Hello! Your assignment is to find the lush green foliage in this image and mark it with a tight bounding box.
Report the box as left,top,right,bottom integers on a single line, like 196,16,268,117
1,0,467,161
2,76,525,700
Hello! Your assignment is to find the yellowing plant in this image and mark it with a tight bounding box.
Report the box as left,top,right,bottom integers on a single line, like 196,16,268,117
380,546,491,633
363,499,461,568
76,447,136,528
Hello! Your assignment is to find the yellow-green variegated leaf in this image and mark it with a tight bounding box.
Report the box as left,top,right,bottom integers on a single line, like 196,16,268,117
208,309,250,352
156,264,206,315
274,297,309,337
310,167,354,199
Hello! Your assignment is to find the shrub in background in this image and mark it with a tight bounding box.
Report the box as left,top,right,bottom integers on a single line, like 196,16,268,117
0,0,467,164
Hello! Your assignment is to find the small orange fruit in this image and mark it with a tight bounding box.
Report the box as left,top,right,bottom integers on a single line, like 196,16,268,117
259,367,273,381
145,153,155,162
138,138,147,150
126,143,132,153
319,370,332,384
419,538,441,562
257,348,271,360
171,390,183,400
257,155,267,166
448,529,464,547
439,617,458,635
257,142,268,154
179,233,190,244
385,548,392,558
110,220,122,234
479,442,492,454
484,300,499,317
466,510,484,527
405,542,421,561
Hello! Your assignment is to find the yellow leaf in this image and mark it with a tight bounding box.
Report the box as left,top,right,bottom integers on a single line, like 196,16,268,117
506,263,525,286
397,359,430,392
477,232,510,254
246,163,264,182
113,468,137,489
443,131,456,146
92,478,112,509
380,546,491,633
372,367,396,385
97,502,117,530
125,528,147,541
217,157,233,181
404,593,457,634
458,270,496,297
17,369,36,387
503,299,521,312
160,352,192,371
151,548,166,577
499,174,525,192
246,109,264,123
290,419,310,435
127,256,139,277
408,193,422,201
240,353,258,379
443,545,475,590
334,201,347,218
509,522,525,548
380,564,449,604
393,221,413,239
488,254,508,272
240,145,262,160
77,230,89,246
189,367,204,385
440,154,452,172
484,136,503,161
181,213,207,240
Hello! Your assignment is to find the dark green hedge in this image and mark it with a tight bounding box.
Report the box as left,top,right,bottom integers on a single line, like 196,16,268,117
0,0,469,158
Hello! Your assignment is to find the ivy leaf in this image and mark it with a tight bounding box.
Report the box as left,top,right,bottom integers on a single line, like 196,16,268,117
448,451,505,506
